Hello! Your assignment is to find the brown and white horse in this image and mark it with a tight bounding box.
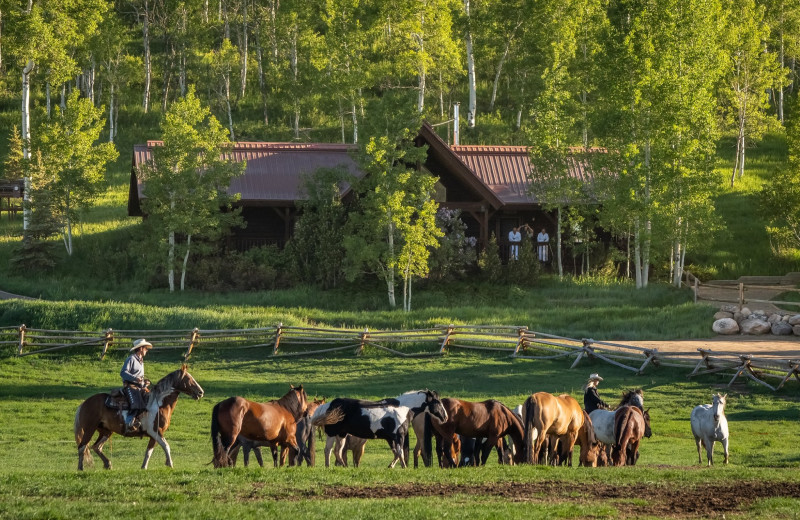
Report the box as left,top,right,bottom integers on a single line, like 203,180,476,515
211,385,308,468
74,365,204,470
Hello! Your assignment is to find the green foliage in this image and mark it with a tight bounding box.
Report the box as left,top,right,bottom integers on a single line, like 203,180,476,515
478,233,503,282
288,167,351,289
139,87,244,292
188,246,291,292
428,208,478,281
507,238,540,286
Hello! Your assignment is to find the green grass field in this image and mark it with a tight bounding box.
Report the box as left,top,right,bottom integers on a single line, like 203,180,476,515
2,349,800,519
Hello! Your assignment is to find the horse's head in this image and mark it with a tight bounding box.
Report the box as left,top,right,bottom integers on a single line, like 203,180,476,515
424,390,448,423
712,393,727,423
620,389,644,410
177,365,204,400
642,408,652,438
289,384,309,414
305,398,326,418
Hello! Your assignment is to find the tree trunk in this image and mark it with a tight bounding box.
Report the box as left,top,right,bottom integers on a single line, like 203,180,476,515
63,192,73,256
255,24,268,125
352,101,358,144
109,83,115,142
142,1,152,113
89,57,96,104
387,217,396,308
556,207,563,279
634,219,642,288
464,0,476,127
240,0,248,99
180,234,191,291
168,230,175,292
22,59,34,231
490,41,510,111
778,32,785,123
224,75,235,140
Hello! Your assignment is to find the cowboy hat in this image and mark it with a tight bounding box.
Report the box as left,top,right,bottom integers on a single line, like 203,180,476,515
131,339,153,352
588,373,603,381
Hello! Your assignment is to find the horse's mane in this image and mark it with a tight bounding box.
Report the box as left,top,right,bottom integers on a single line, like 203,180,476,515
151,368,185,397
277,386,307,419
617,388,643,409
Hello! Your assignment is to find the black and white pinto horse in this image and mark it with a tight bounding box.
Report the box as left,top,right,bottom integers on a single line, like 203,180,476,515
312,390,448,468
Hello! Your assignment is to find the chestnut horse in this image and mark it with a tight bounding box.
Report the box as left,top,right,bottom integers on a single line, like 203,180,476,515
426,398,525,467
74,366,204,470
523,392,588,466
612,405,651,466
211,385,308,468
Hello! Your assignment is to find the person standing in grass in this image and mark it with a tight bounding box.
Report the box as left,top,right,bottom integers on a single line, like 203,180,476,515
120,339,152,433
583,373,608,413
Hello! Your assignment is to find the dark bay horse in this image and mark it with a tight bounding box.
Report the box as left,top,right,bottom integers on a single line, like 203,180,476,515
523,392,587,466
312,390,447,468
426,398,526,467
211,385,308,468
74,366,204,470
612,405,651,466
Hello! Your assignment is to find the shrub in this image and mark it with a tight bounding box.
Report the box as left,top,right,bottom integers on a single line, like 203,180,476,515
478,233,503,282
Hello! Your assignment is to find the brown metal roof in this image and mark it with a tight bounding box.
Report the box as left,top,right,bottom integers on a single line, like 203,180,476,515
451,145,598,205
130,142,363,212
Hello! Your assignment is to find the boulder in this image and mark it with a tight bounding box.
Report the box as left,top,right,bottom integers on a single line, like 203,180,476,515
783,315,791,322
714,311,734,320
713,318,740,335
789,315,800,326
740,307,752,318
772,322,794,336
794,325,800,336
768,313,782,324
733,312,744,322
740,318,771,335
721,304,740,313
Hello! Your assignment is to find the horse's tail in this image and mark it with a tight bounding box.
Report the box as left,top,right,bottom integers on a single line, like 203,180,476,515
311,407,345,427
612,408,631,466
422,412,433,467
210,402,230,468
523,396,538,464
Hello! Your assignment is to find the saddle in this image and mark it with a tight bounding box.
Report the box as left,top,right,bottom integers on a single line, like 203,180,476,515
105,387,150,410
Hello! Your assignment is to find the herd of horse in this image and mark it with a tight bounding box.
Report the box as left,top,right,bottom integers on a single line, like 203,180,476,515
72,366,731,470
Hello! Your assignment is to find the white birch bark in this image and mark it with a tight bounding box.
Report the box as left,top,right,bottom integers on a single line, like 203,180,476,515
181,234,191,291
464,0,476,127
109,83,115,142
142,1,152,113
387,216,396,308
22,59,34,230
168,230,175,292
556,207,563,279
240,0,248,98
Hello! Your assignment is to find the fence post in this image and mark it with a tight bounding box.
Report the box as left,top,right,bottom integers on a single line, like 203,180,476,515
440,324,455,353
739,283,745,306
184,328,200,361
356,328,369,355
17,324,26,356
100,328,114,360
513,327,528,356
273,323,283,355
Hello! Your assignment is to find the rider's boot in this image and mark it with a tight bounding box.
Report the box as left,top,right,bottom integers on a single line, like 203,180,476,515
123,411,139,434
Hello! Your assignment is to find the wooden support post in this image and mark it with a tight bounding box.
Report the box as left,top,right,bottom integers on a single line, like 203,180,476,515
17,324,27,356
184,328,200,361
100,328,114,360
570,338,595,369
513,327,528,356
738,282,744,306
273,322,283,355
776,362,800,391
440,324,454,354
356,328,369,355
689,349,712,378
637,349,657,375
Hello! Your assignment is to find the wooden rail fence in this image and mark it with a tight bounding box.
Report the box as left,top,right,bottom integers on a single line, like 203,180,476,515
683,270,800,308
3,323,800,392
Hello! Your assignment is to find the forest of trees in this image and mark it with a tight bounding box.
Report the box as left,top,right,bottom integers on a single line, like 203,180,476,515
1,0,800,298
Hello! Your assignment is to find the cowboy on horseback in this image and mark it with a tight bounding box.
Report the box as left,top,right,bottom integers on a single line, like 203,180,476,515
120,339,152,433
583,373,608,414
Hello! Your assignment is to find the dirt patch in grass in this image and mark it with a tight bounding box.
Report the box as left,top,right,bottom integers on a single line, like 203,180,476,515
303,480,800,518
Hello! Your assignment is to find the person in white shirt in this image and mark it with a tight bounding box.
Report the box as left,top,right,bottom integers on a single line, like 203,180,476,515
537,228,550,262
508,226,522,260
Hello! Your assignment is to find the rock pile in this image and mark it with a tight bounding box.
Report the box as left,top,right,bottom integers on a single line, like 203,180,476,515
712,305,800,336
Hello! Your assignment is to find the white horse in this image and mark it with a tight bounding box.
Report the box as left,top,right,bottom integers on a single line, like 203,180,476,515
691,393,729,466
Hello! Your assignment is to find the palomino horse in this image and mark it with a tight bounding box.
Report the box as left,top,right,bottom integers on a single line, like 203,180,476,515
211,385,308,468
612,405,651,466
324,434,369,467
233,398,325,467
523,392,587,466
427,398,525,467
313,390,447,469
691,393,729,466
74,365,204,470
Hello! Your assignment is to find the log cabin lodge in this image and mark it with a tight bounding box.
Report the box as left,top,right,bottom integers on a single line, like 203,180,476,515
128,122,595,261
